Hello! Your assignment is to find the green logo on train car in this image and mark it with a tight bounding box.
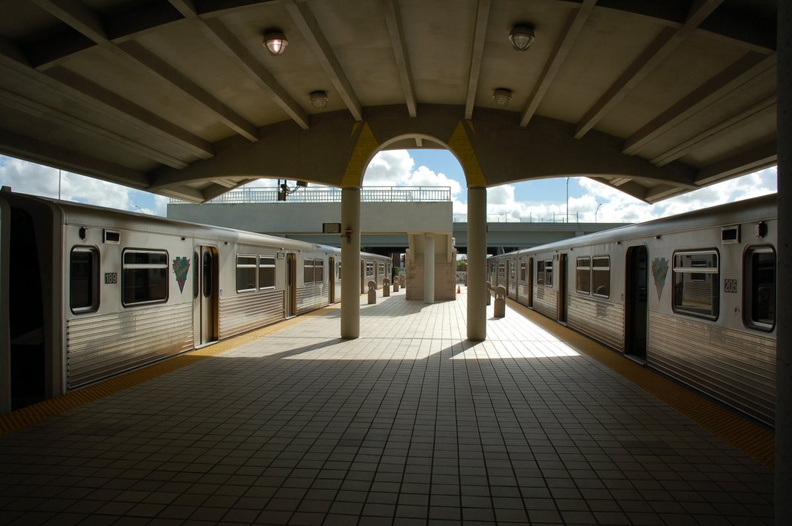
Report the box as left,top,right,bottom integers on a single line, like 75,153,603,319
172,256,190,293
651,257,668,300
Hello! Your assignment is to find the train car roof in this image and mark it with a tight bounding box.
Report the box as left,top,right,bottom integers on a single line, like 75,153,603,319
501,193,777,256
3,191,350,255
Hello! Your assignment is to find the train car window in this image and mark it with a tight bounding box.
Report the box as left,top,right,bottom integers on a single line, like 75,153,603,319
575,257,591,294
304,259,316,284
744,247,775,331
258,256,276,289
122,250,168,306
315,259,324,284
70,247,99,313
236,255,257,292
366,262,374,277
672,250,719,320
509,262,516,281
592,256,610,298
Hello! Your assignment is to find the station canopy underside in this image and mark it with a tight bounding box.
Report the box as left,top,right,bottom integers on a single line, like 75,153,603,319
0,0,778,204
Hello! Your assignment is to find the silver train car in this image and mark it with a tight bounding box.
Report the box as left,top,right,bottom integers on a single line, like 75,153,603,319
0,190,391,414
488,194,776,427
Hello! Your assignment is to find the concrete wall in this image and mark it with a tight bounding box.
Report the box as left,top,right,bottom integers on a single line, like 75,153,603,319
168,201,451,235
405,249,457,302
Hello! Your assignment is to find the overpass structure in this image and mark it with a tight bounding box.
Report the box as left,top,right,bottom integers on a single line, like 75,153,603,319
168,186,627,254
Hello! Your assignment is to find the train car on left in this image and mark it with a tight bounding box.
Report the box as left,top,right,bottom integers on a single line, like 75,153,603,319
0,190,390,413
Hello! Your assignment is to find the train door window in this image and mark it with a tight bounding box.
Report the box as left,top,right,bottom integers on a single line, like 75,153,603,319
509,262,516,282
193,251,199,299
258,256,276,289
520,262,526,283
672,250,719,319
575,257,591,294
536,261,545,285
592,256,610,298
337,262,342,280
202,250,214,298
70,247,99,313
303,259,316,284
236,255,257,292
544,260,554,287
744,247,775,331
315,259,324,283
498,263,505,283
122,250,168,306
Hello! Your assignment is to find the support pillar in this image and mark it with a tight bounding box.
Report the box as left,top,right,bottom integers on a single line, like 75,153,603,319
424,234,435,304
776,3,790,524
467,186,487,341
341,187,361,339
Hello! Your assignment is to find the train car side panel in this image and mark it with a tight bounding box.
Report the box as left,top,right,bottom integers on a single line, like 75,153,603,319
648,311,775,424
67,304,192,388
567,296,625,351
219,290,285,339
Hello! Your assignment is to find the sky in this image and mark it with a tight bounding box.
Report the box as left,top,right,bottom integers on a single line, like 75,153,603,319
0,151,777,224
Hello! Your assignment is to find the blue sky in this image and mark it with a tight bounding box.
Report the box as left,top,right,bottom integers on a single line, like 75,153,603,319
0,151,777,224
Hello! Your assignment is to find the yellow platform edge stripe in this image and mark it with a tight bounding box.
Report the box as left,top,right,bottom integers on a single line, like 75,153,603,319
0,304,338,438
506,298,775,470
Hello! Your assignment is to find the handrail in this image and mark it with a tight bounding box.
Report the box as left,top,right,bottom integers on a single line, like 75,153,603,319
170,186,452,204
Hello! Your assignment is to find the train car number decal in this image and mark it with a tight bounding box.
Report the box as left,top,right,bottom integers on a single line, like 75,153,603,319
172,256,190,294
104,272,118,284
724,279,738,293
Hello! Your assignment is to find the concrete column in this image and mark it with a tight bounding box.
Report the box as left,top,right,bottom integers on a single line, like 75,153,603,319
777,4,790,524
467,186,487,341
424,233,435,304
341,187,360,339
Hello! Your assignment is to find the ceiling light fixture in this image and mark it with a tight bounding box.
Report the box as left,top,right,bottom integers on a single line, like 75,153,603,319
263,30,288,55
310,91,328,109
509,25,535,51
493,88,512,107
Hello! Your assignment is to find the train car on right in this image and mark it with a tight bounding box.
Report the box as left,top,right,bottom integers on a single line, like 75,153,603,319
488,194,776,427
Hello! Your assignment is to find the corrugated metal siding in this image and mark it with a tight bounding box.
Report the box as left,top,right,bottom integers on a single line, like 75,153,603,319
219,290,284,339
518,284,531,306
297,284,327,314
648,311,775,425
67,303,192,389
533,286,557,319
567,296,624,350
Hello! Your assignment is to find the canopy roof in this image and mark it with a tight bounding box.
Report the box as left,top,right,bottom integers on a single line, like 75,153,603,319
0,0,777,203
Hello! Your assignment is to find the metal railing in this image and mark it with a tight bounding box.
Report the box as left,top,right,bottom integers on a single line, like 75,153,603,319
170,186,451,204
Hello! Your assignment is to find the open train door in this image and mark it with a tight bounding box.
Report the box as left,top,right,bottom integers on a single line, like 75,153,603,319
194,246,218,347
557,253,568,323
329,257,336,303
286,253,297,318
625,245,648,361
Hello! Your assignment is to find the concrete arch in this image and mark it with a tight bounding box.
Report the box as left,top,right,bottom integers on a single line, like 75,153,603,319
149,104,695,203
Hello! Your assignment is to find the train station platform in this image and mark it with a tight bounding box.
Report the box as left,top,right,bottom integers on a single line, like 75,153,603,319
0,288,774,525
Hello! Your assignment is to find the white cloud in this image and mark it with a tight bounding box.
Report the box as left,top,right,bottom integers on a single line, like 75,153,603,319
1,153,777,225
575,166,777,223
0,155,168,216
364,150,468,217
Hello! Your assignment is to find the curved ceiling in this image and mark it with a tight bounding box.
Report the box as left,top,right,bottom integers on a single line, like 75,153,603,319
0,0,778,203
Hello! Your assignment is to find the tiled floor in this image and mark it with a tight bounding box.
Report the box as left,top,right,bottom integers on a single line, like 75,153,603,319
0,288,774,525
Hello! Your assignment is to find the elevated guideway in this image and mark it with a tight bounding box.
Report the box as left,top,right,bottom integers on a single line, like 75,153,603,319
168,186,457,301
